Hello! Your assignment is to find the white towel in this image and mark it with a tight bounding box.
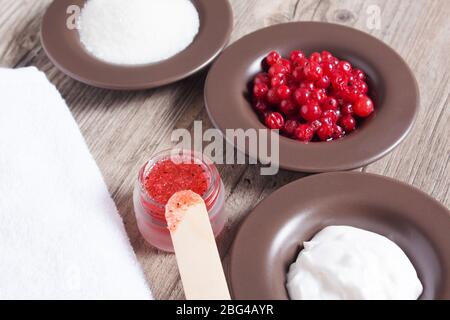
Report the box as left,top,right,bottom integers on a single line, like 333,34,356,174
0,67,152,300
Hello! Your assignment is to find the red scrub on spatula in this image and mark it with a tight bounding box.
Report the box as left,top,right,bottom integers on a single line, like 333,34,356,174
166,190,231,300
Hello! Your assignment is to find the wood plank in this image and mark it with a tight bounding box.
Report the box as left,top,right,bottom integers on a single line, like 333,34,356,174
0,0,448,300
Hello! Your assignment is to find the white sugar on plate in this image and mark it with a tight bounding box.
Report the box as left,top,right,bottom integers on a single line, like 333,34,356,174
77,0,200,65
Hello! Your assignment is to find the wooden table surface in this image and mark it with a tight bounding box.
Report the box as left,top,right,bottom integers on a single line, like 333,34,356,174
1,0,448,299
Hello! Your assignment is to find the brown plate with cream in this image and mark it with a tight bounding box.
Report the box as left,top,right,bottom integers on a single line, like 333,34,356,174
205,22,419,172
228,172,450,300
41,0,233,90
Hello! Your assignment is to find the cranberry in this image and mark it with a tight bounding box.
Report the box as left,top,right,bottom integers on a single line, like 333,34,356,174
321,50,334,61
310,52,323,64
317,123,334,141
322,109,339,123
299,81,315,91
322,61,336,75
279,99,297,116
311,88,327,103
290,50,305,62
332,125,344,139
251,49,374,143
292,67,304,81
309,119,322,132
353,96,374,117
266,88,280,105
316,75,331,89
253,83,268,99
293,57,309,68
254,100,269,113
270,75,285,87
341,103,354,115
283,119,299,136
266,51,281,66
320,116,334,126
344,86,362,103
295,124,314,142
338,61,352,74
265,112,285,130
355,81,368,94
340,114,356,132
353,68,366,81
331,72,348,91
304,62,323,81
254,72,270,85
322,97,338,111
268,64,288,77
276,85,291,100
300,102,322,121
279,58,292,73
294,88,311,105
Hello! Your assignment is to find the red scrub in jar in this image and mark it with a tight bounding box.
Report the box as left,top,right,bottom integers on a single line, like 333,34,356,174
133,149,226,252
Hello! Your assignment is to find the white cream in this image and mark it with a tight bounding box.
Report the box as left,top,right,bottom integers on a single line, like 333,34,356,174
287,226,423,300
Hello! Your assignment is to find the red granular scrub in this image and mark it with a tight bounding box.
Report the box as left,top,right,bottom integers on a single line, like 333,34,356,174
144,159,209,206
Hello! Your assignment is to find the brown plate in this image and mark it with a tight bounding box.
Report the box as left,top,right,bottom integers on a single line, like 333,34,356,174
205,22,419,172
41,0,233,90
229,172,450,300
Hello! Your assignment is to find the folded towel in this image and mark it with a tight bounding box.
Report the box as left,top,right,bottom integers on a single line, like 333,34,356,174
0,67,152,300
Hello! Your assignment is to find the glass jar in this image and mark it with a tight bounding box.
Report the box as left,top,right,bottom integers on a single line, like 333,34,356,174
133,149,226,252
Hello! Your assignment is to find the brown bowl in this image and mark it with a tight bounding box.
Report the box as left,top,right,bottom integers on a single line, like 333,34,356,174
228,172,450,300
205,22,419,172
41,0,233,90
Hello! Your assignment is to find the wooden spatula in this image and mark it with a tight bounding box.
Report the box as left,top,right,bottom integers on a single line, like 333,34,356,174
166,190,231,300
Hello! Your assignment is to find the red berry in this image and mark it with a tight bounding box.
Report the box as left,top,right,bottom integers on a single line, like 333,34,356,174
295,124,314,142
266,88,280,105
304,62,323,81
276,85,291,100
344,86,362,103
355,81,368,94
310,88,327,103
290,50,305,62
279,58,292,73
279,99,297,116
340,114,356,132
254,100,268,113
321,51,334,61
353,96,374,117
331,72,348,91
332,125,344,139
268,64,288,77
329,57,339,66
283,119,299,136
300,102,322,121
338,61,352,74
317,123,334,141
310,52,323,64
322,97,338,111
299,81,315,91
294,88,311,105
292,67,304,81
353,68,366,81
254,72,270,85
270,75,284,87
309,119,322,132
293,57,309,68
266,51,281,66
322,109,339,123
253,83,268,99
253,50,375,143
341,103,354,115
322,61,336,75
316,75,331,89
265,112,285,130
